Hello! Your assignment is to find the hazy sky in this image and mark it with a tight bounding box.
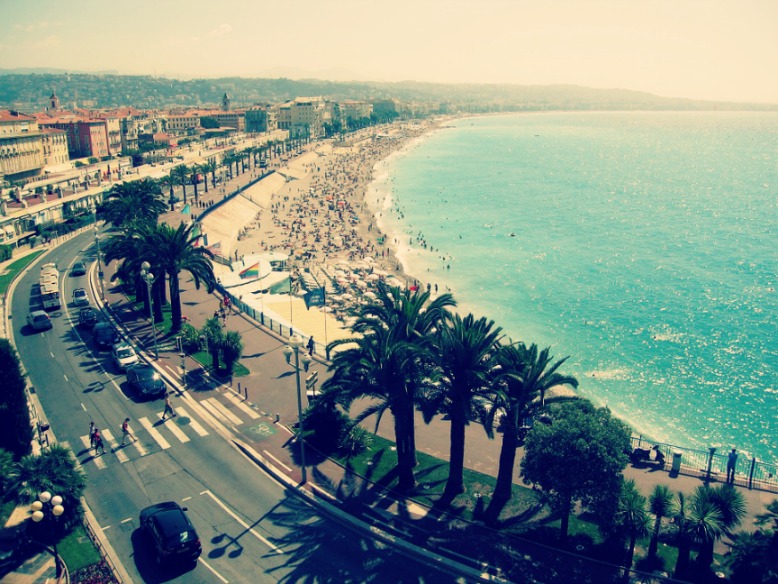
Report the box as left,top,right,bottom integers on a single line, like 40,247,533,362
2,0,777,103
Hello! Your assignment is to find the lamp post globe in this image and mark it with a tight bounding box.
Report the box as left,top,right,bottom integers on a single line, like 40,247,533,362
140,261,159,359
30,491,65,578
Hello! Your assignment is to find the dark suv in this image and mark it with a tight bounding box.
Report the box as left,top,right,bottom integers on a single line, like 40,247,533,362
139,502,201,566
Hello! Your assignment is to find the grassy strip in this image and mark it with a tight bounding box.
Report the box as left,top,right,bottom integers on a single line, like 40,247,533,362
58,524,102,573
0,250,45,296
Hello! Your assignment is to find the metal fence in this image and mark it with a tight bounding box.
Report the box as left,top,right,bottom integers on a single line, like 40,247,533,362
630,436,777,494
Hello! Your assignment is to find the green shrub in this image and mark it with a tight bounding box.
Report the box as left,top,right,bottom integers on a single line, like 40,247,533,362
339,425,373,457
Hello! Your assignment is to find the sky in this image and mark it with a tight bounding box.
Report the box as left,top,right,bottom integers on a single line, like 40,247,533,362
1,0,778,104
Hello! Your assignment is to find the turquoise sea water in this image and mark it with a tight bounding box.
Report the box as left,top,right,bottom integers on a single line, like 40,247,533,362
368,112,777,463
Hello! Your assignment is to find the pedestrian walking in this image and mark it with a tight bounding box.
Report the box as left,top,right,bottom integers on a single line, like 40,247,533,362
307,336,315,356
120,418,135,445
727,448,738,483
89,421,96,448
162,394,176,420
93,428,105,454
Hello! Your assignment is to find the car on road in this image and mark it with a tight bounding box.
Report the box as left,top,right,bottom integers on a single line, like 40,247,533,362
26,310,52,331
111,342,139,370
126,364,166,399
139,502,202,566
93,322,117,348
72,288,89,307
70,261,86,276
78,307,99,327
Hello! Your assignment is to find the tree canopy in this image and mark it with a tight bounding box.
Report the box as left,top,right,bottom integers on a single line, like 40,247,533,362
0,339,33,459
520,399,631,540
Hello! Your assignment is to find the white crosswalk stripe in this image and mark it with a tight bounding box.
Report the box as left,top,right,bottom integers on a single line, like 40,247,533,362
138,416,171,450
154,412,190,443
201,398,243,427
223,391,261,419
176,407,209,436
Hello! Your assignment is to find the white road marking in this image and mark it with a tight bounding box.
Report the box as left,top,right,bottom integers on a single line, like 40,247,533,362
81,403,87,411
198,557,229,583
154,412,190,443
201,490,284,554
138,416,170,450
64,374,69,382
176,407,209,436
202,398,242,426
50,352,55,358
120,517,133,524
223,392,260,419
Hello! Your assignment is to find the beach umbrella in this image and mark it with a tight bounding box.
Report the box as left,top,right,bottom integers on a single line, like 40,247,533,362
365,273,380,282
363,291,377,300
355,280,368,290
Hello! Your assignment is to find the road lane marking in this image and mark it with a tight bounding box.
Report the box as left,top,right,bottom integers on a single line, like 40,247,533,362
138,416,170,450
120,517,133,524
176,407,209,436
64,374,69,382
153,413,190,443
202,398,242,427
198,557,229,583
201,490,284,554
223,392,260,419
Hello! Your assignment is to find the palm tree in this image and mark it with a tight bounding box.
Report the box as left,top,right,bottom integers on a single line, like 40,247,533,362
648,484,674,558
8,445,86,528
153,222,215,331
189,164,201,203
484,342,579,523
157,174,177,211
169,165,190,205
202,316,223,371
98,179,166,228
201,160,217,191
698,484,747,569
221,330,244,375
615,479,651,571
427,313,503,498
103,223,166,322
672,488,726,577
324,284,455,492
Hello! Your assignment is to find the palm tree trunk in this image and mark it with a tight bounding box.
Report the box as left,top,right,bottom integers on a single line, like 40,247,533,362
169,269,183,332
152,277,164,323
559,493,573,541
445,406,466,497
648,515,662,557
393,405,415,492
485,413,519,523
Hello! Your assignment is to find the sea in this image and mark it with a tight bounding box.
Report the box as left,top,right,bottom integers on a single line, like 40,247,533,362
366,111,778,464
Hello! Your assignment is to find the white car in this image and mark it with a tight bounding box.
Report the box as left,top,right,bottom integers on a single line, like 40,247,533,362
112,342,139,371
72,288,89,307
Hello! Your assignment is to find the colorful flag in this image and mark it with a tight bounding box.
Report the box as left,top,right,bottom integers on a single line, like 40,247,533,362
181,203,191,215
303,287,325,310
239,262,259,280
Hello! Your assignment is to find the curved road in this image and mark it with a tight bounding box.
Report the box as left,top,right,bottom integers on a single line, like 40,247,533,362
10,230,457,583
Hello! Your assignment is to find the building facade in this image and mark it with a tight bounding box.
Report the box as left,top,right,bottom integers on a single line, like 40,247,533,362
0,110,45,182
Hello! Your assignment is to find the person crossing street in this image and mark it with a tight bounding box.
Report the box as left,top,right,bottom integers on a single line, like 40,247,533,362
120,418,135,445
161,394,176,420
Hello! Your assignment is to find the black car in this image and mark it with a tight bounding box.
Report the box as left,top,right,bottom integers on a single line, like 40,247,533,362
139,502,201,566
70,261,86,276
126,364,166,399
78,307,98,328
93,322,118,349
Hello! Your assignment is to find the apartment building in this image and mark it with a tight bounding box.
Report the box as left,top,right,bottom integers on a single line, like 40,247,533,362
276,97,326,139
0,110,45,182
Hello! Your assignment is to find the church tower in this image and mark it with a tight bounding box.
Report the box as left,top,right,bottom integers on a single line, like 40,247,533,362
49,91,60,111
222,92,231,111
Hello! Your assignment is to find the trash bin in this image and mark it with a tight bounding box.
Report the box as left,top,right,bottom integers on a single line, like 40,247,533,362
671,450,682,473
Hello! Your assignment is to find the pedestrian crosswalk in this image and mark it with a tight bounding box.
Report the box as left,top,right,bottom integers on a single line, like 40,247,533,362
75,393,263,468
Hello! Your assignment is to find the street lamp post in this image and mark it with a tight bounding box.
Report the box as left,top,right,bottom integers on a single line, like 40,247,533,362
140,261,159,360
283,334,312,484
30,491,65,579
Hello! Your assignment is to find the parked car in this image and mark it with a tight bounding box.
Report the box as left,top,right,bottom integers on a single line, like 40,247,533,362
70,261,86,276
112,342,139,370
126,364,166,399
78,307,98,327
139,502,202,566
27,310,52,331
93,322,117,348
72,288,89,307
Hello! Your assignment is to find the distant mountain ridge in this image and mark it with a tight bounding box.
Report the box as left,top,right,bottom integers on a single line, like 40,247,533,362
0,71,775,112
